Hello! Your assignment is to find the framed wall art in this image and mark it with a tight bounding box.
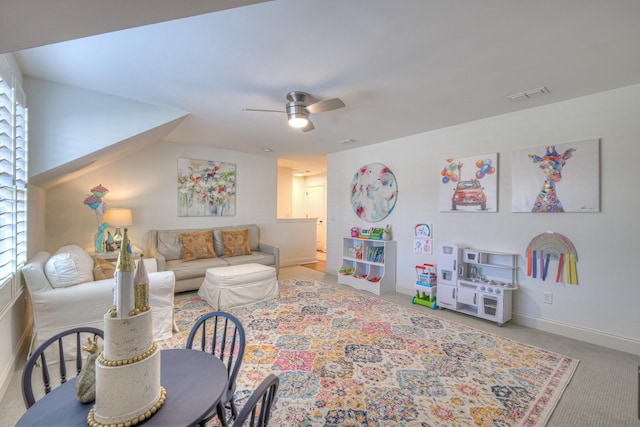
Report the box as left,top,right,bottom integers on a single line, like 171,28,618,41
350,163,398,223
512,139,600,213
439,153,498,212
178,157,236,217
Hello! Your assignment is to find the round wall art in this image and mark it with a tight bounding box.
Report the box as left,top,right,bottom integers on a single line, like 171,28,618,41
350,163,398,222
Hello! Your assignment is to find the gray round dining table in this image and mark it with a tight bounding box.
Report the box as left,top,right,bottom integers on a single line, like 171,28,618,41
17,348,228,427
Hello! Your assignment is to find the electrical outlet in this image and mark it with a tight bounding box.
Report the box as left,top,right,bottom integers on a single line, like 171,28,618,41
543,291,553,304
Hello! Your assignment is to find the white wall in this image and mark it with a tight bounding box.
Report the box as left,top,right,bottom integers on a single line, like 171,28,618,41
277,167,293,218
274,218,317,266
44,142,279,254
328,84,640,355
42,141,317,266
291,176,306,218
24,78,188,176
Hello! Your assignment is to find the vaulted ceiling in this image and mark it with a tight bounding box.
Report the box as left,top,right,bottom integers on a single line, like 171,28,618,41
4,0,640,179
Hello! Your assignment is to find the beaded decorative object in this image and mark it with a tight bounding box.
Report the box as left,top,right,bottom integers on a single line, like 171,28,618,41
86,386,166,427
97,342,158,367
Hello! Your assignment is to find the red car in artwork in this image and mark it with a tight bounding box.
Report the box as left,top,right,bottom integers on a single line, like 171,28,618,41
452,179,487,210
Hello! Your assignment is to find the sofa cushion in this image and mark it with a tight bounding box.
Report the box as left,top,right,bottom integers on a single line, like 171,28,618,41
180,230,216,262
213,225,259,255
93,258,115,280
224,252,276,268
157,231,183,261
166,257,229,281
220,229,252,257
45,245,94,288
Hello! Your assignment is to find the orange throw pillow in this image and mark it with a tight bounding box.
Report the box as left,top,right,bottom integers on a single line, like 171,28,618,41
221,229,252,257
180,231,216,262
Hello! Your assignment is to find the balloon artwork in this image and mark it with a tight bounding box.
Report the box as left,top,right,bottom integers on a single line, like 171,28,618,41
441,158,494,184
83,184,109,252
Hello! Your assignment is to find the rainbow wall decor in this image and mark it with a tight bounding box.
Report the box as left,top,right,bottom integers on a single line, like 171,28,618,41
526,232,578,284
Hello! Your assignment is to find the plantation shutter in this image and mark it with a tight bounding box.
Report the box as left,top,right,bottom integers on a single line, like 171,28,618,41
0,66,28,288
14,85,28,272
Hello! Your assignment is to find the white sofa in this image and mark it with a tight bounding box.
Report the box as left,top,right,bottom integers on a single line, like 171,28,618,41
21,246,176,355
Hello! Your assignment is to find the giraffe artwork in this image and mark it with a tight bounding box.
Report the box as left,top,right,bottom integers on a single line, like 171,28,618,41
528,145,576,212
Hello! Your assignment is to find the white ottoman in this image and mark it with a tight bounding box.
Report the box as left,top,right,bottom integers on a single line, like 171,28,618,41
198,263,279,310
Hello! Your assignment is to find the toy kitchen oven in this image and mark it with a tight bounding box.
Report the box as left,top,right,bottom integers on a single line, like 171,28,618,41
437,242,518,326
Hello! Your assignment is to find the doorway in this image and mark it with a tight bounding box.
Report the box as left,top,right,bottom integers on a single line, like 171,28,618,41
302,251,326,272
306,184,326,252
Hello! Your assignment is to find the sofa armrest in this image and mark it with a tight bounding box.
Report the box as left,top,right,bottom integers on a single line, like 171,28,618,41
29,271,176,352
21,252,53,293
28,279,115,353
258,242,280,276
135,257,158,273
148,271,177,338
148,230,166,272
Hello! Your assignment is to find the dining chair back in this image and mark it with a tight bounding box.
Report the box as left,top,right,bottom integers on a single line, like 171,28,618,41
232,374,279,427
22,326,104,408
186,311,246,426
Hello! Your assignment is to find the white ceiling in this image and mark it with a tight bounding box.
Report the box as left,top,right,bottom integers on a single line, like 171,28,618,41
5,0,640,177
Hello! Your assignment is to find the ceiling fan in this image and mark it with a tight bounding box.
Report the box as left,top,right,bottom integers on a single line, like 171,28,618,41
243,91,345,132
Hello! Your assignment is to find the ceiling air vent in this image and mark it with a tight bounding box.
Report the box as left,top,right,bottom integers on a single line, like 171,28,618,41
508,86,549,102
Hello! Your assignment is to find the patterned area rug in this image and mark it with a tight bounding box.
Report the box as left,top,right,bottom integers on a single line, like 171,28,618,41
159,278,578,426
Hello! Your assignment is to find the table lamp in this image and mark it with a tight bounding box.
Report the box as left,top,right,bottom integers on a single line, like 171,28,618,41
103,208,132,249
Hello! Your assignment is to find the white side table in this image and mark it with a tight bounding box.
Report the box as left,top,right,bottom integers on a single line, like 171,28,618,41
85,246,143,260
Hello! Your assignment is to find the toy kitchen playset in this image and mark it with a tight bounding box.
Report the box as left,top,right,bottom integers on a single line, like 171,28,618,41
437,242,518,326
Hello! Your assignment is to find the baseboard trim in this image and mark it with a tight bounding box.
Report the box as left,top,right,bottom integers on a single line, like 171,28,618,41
396,283,639,355
0,317,31,404
513,312,640,356
281,257,317,267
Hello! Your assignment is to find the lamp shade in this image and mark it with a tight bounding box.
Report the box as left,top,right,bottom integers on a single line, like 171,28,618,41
103,208,133,227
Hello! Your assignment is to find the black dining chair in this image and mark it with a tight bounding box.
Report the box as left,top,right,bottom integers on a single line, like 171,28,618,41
232,374,279,427
22,326,104,408
186,311,246,427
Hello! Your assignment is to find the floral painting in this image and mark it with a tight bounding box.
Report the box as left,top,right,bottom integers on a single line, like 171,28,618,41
178,158,236,216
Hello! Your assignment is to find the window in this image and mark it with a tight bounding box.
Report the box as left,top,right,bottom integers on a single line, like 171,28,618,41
0,57,27,308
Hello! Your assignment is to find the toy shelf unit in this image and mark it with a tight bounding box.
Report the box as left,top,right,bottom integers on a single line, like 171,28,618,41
437,243,518,326
338,237,396,295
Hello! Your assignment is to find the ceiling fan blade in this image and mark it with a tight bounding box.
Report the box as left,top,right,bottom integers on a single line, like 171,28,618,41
301,120,315,132
242,108,285,113
306,97,345,114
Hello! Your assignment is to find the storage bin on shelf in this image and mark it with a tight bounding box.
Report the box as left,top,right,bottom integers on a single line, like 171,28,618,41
352,262,368,279
366,265,383,282
338,263,355,276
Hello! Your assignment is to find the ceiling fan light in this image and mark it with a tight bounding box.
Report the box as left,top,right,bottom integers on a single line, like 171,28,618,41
288,116,309,128
287,103,309,128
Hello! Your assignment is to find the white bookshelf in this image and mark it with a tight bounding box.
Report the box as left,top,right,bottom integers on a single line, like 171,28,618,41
337,237,396,295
